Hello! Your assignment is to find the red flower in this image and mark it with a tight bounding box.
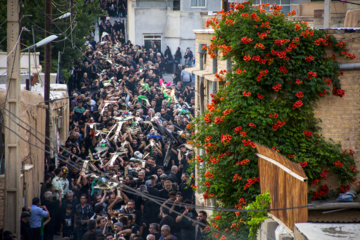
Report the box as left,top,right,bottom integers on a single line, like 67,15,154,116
204,113,212,124
204,182,211,187
257,94,264,99
288,154,296,158
254,43,265,49
221,134,232,145
349,166,356,172
214,117,224,124
302,130,312,139
232,174,242,181
237,159,249,166
239,132,247,137
320,169,330,179
272,83,282,92
332,86,345,98
196,156,204,163
236,68,246,74
296,79,303,85
299,161,307,167
307,71,317,79
293,100,303,109
248,123,256,128
243,54,251,62
279,66,289,73
203,192,208,199
295,91,304,98
272,120,285,131
274,39,290,46
333,160,343,168
305,55,314,62
224,152,233,156
240,37,253,44
312,179,321,185
243,91,251,97
339,185,350,193
234,126,242,133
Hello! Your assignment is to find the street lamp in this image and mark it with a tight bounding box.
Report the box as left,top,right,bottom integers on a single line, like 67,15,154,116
23,35,58,90
53,12,71,21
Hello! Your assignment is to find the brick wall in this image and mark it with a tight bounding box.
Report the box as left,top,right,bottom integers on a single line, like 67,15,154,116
312,31,360,189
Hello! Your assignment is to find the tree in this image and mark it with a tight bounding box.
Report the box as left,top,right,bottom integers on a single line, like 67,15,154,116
188,2,357,239
0,0,103,80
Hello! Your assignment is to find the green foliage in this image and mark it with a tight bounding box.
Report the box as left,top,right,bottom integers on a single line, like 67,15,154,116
0,0,103,80
245,191,271,240
188,1,357,238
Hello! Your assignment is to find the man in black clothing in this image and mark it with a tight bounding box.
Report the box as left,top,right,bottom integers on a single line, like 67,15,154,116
148,223,161,240
159,180,173,200
167,166,179,184
124,199,142,226
160,108,171,122
195,211,209,240
179,173,194,202
43,191,60,240
21,212,33,240
159,207,174,235
62,190,79,212
82,220,97,240
142,192,160,228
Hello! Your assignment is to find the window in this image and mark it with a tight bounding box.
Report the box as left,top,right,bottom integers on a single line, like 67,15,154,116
143,35,162,52
191,0,206,8
252,0,291,14
173,0,180,10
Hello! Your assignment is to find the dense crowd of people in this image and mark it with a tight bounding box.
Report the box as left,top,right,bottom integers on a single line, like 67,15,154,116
19,8,207,240
99,0,127,18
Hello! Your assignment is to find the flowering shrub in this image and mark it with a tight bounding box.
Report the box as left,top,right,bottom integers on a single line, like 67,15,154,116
191,1,357,239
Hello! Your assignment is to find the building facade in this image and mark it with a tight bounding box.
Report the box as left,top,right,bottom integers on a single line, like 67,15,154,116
127,0,222,62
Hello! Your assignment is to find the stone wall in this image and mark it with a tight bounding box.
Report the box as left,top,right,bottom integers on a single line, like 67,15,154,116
0,90,47,229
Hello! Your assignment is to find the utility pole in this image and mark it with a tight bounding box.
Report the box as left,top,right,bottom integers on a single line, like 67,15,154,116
4,0,21,237
324,0,331,29
45,0,52,161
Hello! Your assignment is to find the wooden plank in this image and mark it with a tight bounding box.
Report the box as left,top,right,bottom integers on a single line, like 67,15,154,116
257,144,308,230
256,144,307,178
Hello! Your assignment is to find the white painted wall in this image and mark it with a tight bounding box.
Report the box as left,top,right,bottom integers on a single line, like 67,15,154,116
0,52,41,76
127,0,221,65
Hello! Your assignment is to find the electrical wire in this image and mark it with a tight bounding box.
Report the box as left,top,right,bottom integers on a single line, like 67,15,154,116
0,85,310,238
52,0,78,14
0,119,238,240
0,102,309,214
0,28,24,67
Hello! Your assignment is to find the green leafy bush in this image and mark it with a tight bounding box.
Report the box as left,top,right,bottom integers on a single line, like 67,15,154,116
188,1,357,239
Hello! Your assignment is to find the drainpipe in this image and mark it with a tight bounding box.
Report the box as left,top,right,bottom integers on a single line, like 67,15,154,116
198,44,206,114
226,58,231,72
226,58,231,84
339,63,360,71
211,50,218,98
197,43,206,158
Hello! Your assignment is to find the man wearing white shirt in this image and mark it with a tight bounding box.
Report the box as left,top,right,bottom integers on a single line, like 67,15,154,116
60,168,70,199
52,168,63,199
